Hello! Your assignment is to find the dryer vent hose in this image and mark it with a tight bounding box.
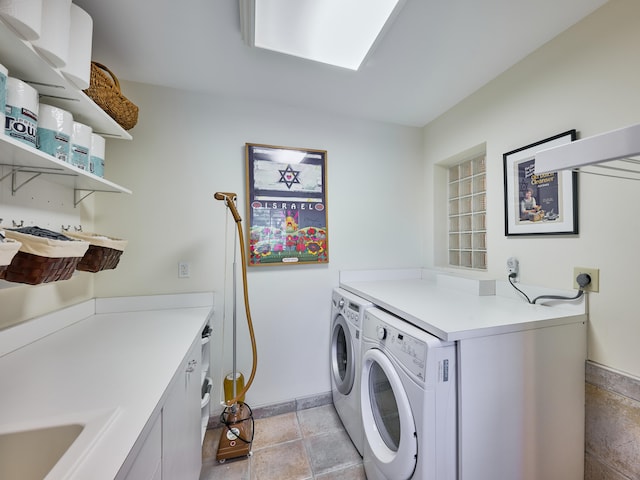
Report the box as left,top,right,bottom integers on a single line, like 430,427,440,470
214,192,258,406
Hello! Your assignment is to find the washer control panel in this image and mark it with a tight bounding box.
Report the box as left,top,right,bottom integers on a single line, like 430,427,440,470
364,311,427,382
332,288,371,327
343,301,362,325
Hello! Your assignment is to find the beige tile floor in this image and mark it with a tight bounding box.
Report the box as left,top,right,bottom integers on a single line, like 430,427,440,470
200,404,366,480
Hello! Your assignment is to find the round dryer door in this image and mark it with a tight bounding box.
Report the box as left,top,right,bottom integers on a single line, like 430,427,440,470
361,348,417,480
331,314,355,395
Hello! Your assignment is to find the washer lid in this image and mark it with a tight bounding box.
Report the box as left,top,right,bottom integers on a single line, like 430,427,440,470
361,348,417,479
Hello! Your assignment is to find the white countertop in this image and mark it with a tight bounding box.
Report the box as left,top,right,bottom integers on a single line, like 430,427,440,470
0,293,213,480
340,270,586,341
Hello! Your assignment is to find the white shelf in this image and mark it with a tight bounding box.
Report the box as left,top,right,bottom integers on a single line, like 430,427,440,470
0,134,131,195
535,122,640,180
0,18,132,140
200,324,211,445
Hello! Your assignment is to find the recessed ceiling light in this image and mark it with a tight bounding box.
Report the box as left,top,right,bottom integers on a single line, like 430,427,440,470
240,0,405,70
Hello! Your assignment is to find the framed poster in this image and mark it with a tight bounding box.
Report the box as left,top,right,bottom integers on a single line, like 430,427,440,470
503,130,578,236
245,143,328,265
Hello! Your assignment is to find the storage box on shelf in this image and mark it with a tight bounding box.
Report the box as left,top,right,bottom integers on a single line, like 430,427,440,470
84,62,138,131
0,238,21,279
3,228,89,285
63,231,127,272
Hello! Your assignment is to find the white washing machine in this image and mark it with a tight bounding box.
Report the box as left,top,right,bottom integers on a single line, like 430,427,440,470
330,287,372,456
361,307,457,480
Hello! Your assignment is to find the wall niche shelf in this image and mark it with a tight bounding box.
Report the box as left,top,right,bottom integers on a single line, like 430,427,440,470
0,18,131,140
0,134,132,206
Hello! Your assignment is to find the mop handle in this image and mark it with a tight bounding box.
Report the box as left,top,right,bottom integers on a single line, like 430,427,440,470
214,192,258,407
214,192,242,223
232,232,238,399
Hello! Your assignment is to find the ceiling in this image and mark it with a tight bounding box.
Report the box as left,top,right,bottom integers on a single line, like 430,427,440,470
73,0,608,128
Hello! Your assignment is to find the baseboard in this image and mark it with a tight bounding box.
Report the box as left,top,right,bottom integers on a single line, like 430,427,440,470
586,360,640,402
207,391,333,429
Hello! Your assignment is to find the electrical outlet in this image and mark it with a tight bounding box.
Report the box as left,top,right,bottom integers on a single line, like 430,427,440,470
573,267,599,292
178,262,190,278
507,257,519,279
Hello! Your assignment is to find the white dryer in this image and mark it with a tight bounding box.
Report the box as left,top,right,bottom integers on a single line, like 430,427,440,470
330,287,372,456
360,307,457,480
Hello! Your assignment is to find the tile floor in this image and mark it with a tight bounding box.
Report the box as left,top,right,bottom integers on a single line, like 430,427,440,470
200,404,366,480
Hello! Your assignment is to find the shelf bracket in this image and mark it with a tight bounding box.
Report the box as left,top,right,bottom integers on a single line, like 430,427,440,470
0,164,78,195
1,167,49,195
73,187,130,206
74,189,95,206
12,170,43,194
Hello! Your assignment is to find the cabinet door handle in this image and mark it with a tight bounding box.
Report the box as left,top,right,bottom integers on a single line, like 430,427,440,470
186,359,198,373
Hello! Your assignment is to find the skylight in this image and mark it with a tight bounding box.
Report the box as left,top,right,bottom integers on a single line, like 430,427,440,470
240,0,405,70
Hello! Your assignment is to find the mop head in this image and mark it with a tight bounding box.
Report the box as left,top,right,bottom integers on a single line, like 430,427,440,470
216,402,255,463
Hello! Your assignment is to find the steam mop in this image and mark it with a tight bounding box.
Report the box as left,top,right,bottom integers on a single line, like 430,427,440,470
213,192,258,463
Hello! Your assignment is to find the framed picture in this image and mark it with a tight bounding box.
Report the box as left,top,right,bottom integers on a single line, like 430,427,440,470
245,143,328,266
503,130,578,236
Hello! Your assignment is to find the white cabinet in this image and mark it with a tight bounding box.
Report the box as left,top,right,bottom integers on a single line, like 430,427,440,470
0,297,213,479
457,321,587,480
118,413,162,480
162,334,203,480
115,324,205,480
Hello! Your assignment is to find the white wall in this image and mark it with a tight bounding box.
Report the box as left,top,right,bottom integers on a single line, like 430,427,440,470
422,0,640,378
0,182,95,328
92,86,424,410
0,275,94,327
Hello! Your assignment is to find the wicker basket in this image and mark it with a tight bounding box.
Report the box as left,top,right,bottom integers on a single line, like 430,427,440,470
83,62,139,130
3,230,89,285
0,238,22,280
5,253,84,284
64,232,127,273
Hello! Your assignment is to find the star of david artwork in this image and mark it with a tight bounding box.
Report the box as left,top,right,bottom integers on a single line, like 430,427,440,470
246,143,328,265
278,164,301,189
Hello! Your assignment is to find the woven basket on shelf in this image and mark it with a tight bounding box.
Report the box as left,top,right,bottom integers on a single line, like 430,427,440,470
6,253,83,284
0,239,22,280
3,230,89,285
83,61,139,130
65,232,127,273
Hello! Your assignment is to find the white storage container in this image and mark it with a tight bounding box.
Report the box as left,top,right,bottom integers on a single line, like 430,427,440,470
31,0,71,67
70,121,92,170
61,4,93,90
37,103,73,162
4,76,38,148
0,0,42,40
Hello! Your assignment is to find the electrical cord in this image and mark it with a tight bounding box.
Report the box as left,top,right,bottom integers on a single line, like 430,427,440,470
508,272,589,304
219,401,255,444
